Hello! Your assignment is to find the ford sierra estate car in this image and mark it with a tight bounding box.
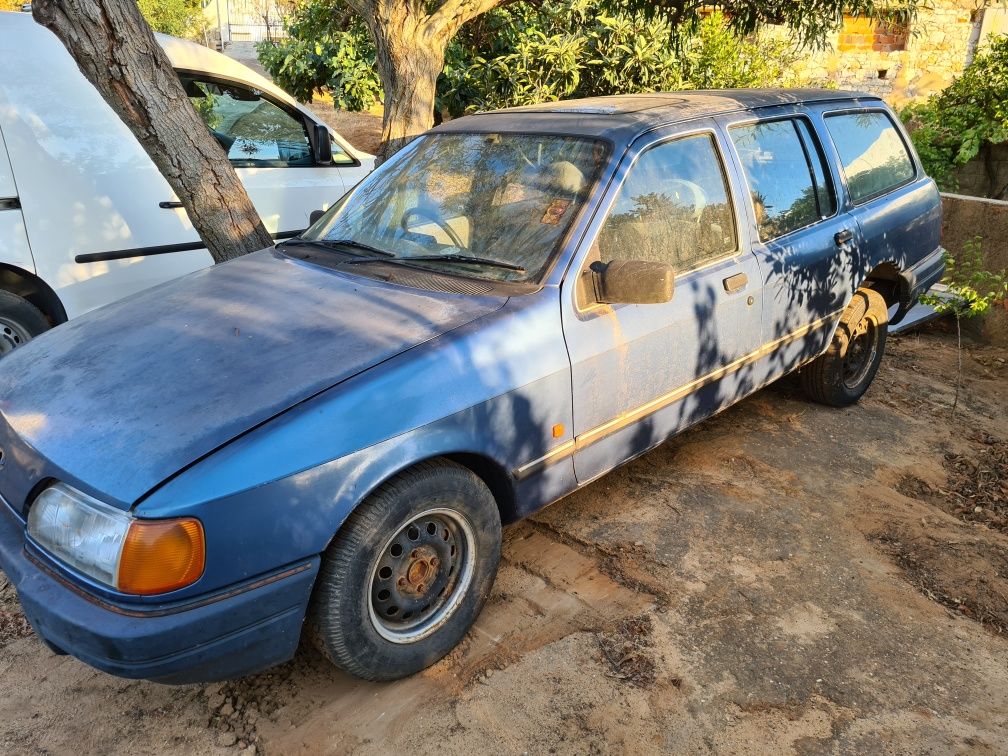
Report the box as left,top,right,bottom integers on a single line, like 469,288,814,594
0,90,943,683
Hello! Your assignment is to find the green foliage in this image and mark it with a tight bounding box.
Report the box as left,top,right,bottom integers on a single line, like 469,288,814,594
613,0,912,49
256,0,382,108
901,35,1008,191
137,0,207,40
439,5,806,118
921,238,1008,320
257,0,808,113
679,11,804,89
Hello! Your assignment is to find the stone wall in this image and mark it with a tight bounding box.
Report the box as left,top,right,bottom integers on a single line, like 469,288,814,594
953,143,1008,200
794,2,981,106
942,193,1008,271
940,192,1008,342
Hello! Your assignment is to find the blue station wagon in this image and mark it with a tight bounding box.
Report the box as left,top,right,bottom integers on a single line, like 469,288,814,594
0,90,944,683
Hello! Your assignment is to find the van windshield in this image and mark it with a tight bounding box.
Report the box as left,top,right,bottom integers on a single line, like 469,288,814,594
304,133,608,283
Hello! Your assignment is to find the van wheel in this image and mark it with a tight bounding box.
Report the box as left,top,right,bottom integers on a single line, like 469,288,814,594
0,291,49,356
308,460,501,681
800,287,888,407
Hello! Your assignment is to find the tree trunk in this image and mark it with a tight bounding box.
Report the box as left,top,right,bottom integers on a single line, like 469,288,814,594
33,0,274,263
346,0,505,162
363,9,449,163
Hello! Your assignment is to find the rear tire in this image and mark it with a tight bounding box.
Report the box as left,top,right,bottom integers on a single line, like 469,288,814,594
0,290,49,357
308,459,502,681
800,287,888,407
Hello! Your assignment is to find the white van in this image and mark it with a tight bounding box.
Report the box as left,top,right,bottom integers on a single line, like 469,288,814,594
0,12,373,354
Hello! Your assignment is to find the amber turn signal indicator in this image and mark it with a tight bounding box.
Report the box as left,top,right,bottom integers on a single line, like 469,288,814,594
117,518,205,595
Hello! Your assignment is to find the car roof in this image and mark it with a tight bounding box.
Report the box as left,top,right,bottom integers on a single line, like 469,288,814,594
434,89,882,143
0,11,297,109
154,33,298,108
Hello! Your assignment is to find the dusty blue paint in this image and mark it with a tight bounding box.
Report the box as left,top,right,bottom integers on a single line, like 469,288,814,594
0,90,944,683
0,250,505,509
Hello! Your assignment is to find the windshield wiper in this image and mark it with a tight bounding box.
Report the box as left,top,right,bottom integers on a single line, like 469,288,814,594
279,237,394,257
339,253,526,273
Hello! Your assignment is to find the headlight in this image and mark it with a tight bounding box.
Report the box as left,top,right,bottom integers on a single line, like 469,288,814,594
28,483,205,595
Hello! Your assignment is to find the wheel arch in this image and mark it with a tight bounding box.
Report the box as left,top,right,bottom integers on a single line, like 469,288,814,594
859,261,904,309
323,451,517,552
0,264,67,326
441,451,519,524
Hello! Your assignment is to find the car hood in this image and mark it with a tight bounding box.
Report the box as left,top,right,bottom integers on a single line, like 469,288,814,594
0,249,505,507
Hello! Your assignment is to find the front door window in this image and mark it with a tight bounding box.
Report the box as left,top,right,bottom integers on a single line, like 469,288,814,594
181,76,354,167
595,133,737,274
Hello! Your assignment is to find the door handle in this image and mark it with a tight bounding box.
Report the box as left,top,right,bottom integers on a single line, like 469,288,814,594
834,229,854,247
723,272,748,294
159,200,184,209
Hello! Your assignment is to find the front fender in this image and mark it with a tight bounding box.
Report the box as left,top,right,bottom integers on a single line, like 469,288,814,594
137,291,575,598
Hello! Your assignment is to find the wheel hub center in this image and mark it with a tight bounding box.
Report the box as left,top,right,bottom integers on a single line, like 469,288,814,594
402,545,439,595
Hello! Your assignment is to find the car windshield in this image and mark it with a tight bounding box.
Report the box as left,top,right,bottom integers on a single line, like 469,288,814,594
304,132,609,283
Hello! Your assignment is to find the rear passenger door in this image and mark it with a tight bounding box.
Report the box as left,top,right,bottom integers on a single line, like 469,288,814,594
562,122,763,484
723,114,855,366
820,109,941,277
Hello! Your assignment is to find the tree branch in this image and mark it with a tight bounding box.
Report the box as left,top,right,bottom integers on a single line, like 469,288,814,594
427,0,513,34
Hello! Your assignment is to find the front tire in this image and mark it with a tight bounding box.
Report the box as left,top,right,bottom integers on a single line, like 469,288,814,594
0,290,49,357
309,459,502,681
800,287,888,407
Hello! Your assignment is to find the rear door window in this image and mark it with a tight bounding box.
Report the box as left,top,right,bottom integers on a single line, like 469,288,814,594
824,111,915,204
729,118,836,241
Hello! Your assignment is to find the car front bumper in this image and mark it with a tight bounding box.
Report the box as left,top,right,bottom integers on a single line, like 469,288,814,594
0,496,318,684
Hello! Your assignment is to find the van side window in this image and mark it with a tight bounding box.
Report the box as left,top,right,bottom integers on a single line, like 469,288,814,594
824,112,915,204
729,119,834,241
595,133,737,273
181,77,353,167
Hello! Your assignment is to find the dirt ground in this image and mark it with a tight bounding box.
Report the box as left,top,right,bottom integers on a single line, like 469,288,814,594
1,322,1005,755
306,102,385,156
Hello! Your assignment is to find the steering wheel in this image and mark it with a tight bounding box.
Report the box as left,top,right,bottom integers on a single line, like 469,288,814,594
662,179,707,221
401,207,467,251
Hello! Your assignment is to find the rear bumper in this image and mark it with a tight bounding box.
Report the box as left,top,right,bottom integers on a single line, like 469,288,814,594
0,497,318,684
892,246,946,325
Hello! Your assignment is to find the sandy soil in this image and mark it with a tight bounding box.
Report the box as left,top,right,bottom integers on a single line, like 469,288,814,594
1,324,1006,755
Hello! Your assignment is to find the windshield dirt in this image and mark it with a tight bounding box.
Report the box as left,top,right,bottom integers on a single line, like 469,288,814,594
305,133,608,283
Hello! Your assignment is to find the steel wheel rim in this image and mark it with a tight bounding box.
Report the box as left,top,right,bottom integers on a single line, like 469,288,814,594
0,317,32,356
842,316,877,389
367,507,477,644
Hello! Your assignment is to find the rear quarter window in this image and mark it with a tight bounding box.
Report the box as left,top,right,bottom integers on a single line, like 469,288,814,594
824,111,915,204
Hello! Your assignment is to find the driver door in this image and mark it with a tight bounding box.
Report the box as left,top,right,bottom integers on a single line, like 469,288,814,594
561,122,763,483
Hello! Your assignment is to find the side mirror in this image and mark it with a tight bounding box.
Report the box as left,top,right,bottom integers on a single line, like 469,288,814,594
309,209,325,225
594,259,675,305
313,123,333,165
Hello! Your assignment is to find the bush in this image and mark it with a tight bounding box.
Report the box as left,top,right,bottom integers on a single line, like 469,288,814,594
260,0,807,115
257,0,382,108
439,4,805,118
679,12,804,89
138,0,208,41
901,35,1008,192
